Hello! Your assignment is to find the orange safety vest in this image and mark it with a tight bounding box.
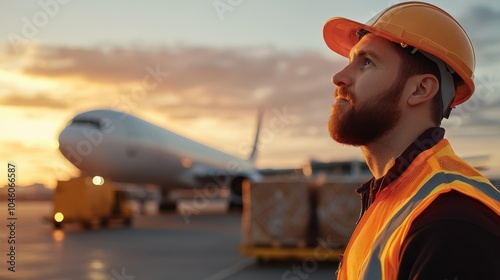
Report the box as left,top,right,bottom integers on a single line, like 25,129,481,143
337,139,500,279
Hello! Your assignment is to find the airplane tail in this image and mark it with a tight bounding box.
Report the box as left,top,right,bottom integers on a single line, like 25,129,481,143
248,107,264,162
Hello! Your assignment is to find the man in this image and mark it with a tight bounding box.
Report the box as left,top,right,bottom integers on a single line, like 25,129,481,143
322,2,500,279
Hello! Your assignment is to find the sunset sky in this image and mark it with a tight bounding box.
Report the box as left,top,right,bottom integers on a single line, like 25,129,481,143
1,0,499,188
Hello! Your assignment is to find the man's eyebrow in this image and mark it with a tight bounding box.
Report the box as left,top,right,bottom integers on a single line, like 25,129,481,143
349,49,381,62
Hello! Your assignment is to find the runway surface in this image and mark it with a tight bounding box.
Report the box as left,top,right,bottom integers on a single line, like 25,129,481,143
0,201,338,280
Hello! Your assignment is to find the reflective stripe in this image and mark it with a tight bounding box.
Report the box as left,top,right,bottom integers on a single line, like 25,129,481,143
361,172,500,278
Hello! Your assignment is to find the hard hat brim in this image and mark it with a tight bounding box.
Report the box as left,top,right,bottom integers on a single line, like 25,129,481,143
323,17,405,59
323,17,363,58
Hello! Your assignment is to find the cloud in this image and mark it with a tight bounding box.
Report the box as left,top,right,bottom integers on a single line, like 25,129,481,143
11,41,500,143
458,4,500,65
21,46,160,83
19,44,340,124
1,93,69,109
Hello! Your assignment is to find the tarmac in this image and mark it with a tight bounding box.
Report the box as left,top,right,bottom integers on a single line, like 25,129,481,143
0,200,338,280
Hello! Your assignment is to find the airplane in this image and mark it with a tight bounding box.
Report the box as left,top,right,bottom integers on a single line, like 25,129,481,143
57,108,264,209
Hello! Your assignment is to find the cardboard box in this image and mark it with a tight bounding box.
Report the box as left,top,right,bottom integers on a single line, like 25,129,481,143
316,182,360,248
242,180,311,247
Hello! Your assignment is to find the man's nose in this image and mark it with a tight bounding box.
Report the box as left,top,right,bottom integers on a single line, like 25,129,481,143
332,65,353,87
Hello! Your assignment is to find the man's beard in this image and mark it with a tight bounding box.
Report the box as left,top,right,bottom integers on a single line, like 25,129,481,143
328,79,405,146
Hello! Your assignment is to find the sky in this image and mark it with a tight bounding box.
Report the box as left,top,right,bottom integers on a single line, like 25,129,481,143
1,0,499,188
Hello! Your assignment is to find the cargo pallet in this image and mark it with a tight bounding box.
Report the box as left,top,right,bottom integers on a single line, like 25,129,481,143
240,245,343,262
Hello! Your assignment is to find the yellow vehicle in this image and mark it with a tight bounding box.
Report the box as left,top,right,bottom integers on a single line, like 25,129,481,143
52,176,133,229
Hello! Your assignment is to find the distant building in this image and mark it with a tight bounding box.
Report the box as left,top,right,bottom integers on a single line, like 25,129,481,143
257,159,372,183
1,183,53,200
303,159,372,183
259,167,306,181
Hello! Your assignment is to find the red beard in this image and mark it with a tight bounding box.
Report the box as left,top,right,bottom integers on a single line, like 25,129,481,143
328,78,405,146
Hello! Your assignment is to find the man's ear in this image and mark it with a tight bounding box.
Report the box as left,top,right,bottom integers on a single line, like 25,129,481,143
407,74,439,106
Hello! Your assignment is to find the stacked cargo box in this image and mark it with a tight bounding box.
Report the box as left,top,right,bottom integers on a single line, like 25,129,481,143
316,182,360,247
242,179,360,250
241,180,311,248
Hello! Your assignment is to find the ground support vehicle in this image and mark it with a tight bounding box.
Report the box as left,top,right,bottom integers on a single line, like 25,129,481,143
52,176,133,229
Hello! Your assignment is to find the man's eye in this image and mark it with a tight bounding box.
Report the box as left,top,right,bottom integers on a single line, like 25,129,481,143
364,58,373,66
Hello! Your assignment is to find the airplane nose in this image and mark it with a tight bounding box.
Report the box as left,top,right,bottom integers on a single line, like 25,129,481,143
57,126,88,167
58,120,117,169
59,125,102,167
57,127,70,150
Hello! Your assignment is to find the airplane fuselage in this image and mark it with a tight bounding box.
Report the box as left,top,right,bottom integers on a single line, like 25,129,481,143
58,109,261,198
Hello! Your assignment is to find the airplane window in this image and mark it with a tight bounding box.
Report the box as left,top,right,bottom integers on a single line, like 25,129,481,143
69,119,101,129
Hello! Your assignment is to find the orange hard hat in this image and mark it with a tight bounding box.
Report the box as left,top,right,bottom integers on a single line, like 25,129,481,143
323,1,475,108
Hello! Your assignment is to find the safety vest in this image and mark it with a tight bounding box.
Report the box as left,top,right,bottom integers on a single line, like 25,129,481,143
337,139,500,279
